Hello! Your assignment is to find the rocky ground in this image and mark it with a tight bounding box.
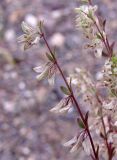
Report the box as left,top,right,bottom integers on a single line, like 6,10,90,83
0,0,117,160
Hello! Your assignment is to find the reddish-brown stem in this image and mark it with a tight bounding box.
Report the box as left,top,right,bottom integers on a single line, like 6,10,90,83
85,2,113,158
88,0,93,5
105,36,112,58
96,94,112,160
71,95,98,160
93,20,112,58
41,33,99,160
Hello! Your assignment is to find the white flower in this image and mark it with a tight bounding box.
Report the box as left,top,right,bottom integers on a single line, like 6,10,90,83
50,96,72,113
66,76,78,85
63,132,86,152
33,62,56,85
75,5,104,58
82,138,91,155
75,5,97,16
63,136,77,146
21,21,35,34
18,21,40,50
75,5,98,29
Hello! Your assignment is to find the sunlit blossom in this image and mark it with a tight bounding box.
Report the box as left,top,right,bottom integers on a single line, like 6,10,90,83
50,96,72,113
18,21,40,50
75,5,104,58
33,62,57,85
63,132,87,153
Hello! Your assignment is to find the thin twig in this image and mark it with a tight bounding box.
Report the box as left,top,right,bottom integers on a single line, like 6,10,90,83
96,94,112,160
41,32,99,160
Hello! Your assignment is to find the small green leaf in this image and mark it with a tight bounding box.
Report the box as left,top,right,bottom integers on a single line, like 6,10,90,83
38,20,44,31
112,56,117,64
46,52,54,62
52,48,57,58
87,10,93,19
84,111,89,124
77,118,85,129
60,86,71,95
96,33,102,40
81,0,88,3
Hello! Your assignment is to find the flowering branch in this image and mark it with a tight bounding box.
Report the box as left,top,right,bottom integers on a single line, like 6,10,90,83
75,1,116,159
84,1,115,159
40,31,99,159
18,1,117,159
86,1,113,59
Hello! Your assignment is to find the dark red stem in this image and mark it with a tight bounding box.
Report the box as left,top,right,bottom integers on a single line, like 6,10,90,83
88,0,93,5
96,94,113,160
41,33,99,160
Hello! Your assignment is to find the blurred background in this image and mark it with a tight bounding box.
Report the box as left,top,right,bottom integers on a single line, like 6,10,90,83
0,0,117,159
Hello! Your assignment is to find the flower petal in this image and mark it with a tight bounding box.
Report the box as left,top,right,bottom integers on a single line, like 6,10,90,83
36,68,48,81
33,66,43,73
82,139,91,155
48,74,55,86
63,136,77,147
21,21,33,34
17,34,27,43
50,97,71,114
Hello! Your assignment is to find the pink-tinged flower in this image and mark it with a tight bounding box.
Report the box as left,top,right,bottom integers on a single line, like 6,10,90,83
18,21,40,50
50,96,72,113
63,132,87,152
33,62,57,85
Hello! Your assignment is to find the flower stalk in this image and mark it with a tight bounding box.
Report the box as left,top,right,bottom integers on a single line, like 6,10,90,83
96,93,114,160
40,31,99,160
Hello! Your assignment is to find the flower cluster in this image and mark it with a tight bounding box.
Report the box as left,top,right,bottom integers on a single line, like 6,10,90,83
18,21,40,50
96,57,117,118
66,63,117,158
67,68,97,106
34,61,57,85
63,131,89,153
74,6,117,156
75,5,104,58
50,96,72,113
